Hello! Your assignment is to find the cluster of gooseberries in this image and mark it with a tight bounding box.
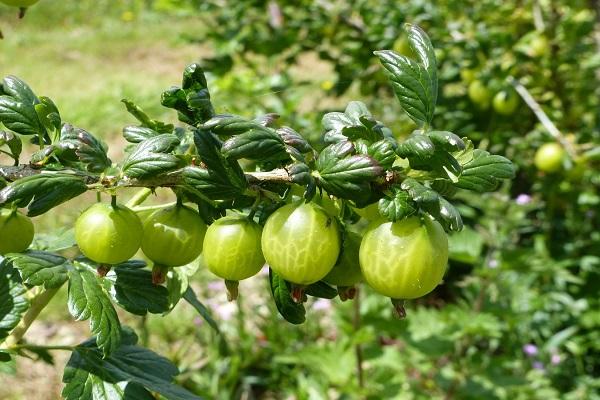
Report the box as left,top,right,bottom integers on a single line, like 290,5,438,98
0,187,449,309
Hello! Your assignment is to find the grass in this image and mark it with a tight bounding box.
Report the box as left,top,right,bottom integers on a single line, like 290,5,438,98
0,1,209,140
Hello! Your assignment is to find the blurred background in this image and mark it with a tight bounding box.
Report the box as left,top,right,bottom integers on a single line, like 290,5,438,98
1,0,599,399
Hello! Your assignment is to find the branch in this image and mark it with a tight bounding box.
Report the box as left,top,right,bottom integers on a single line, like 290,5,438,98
508,77,578,160
0,164,293,189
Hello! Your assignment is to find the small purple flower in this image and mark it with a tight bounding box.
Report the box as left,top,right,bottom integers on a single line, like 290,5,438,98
516,194,532,205
193,316,204,326
523,344,538,356
532,361,545,371
312,299,331,311
551,353,561,365
487,259,499,269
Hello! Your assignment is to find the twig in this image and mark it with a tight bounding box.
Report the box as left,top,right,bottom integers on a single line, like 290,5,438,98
508,77,578,159
0,164,293,189
4,286,62,348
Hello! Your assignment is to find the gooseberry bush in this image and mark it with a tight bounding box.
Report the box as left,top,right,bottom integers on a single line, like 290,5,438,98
0,25,514,398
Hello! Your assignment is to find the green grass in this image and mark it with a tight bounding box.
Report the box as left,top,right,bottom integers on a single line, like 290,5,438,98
0,1,208,140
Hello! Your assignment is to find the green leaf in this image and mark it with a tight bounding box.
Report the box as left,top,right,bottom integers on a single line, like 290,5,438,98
57,124,111,173
278,126,313,161
322,101,383,143
105,261,169,316
397,133,435,160
0,76,44,136
448,227,483,264
424,196,463,232
375,50,435,126
68,266,121,357
0,173,88,216
183,287,221,335
378,187,416,222
405,23,438,108
305,281,337,299
269,269,305,325
454,149,515,192
316,141,383,204
62,330,202,400
360,139,397,170
166,258,200,311
193,130,247,191
427,131,465,152
0,130,22,161
35,96,62,133
201,114,259,136
121,99,173,134
0,259,29,341
161,63,215,125
181,166,244,201
122,126,160,144
400,178,439,205
122,134,181,179
5,251,69,289
222,127,287,161
1,75,39,106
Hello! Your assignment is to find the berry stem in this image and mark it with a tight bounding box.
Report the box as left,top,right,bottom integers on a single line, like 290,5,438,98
96,264,111,277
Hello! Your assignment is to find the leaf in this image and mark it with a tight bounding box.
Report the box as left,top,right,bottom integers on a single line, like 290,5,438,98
5,251,69,289
278,126,313,160
35,96,62,133
121,99,173,134
428,131,465,152
400,178,439,205
269,269,305,325
448,227,483,264
200,114,259,136
166,257,202,311
305,281,337,299
405,24,438,108
193,130,247,191
222,127,287,161
57,124,111,173
183,287,221,335
161,63,215,125
122,126,160,144
361,139,397,170
0,76,44,136
315,141,383,204
105,261,169,316
322,101,383,143
454,149,515,192
62,330,203,400
0,259,29,341
122,134,181,179
424,196,463,232
0,130,22,161
375,50,435,126
378,187,416,222
68,266,121,357
181,166,244,201
0,173,88,216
